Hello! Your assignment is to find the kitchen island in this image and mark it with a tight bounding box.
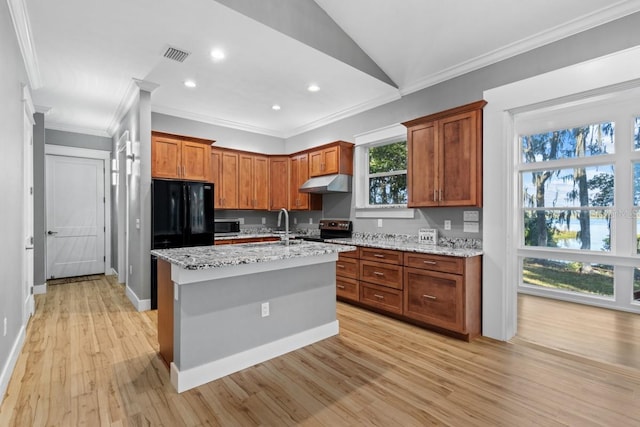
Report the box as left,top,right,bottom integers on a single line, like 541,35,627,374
151,240,355,392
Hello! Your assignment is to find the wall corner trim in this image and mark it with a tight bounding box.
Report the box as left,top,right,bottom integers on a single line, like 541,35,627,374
7,0,42,89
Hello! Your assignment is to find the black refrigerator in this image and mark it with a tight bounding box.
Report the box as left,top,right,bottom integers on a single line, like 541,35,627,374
151,179,215,308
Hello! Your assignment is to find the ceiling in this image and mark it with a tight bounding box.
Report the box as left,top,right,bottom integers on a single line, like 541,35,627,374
19,0,640,139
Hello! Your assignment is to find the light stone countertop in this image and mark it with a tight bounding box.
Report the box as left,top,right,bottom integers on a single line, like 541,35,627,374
152,240,356,270
326,237,483,258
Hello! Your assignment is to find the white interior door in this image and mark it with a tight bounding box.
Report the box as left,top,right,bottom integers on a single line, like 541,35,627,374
46,155,105,279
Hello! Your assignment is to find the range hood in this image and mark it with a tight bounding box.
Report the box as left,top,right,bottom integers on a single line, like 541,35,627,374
299,174,352,193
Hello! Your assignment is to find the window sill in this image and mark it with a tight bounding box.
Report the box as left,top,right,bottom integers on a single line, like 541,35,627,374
355,206,415,219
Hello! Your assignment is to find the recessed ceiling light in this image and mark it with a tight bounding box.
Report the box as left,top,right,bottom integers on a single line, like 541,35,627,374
272,104,281,111
184,79,196,88
307,84,320,92
210,48,225,61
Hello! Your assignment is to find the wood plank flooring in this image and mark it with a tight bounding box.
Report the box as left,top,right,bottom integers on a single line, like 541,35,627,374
1,276,639,426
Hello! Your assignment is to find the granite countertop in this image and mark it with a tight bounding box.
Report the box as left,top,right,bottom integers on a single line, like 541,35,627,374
326,237,483,258
152,240,356,270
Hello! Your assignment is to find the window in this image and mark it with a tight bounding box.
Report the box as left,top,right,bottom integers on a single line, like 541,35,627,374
354,124,414,218
515,91,640,309
366,140,407,206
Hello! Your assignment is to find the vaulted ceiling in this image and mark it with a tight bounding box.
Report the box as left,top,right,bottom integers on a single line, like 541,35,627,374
17,0,640,138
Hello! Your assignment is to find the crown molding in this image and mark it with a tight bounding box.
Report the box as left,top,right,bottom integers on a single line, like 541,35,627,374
400,0,640,96
283,91,401,138
151,105,286,138
133,78,160,93
45,121,110,138
7,0,42,89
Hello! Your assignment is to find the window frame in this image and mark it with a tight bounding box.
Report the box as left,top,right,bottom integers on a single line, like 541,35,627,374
354,124,414,219
514,89,640,310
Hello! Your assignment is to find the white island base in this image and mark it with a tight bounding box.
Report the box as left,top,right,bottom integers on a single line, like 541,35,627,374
157,252,340,393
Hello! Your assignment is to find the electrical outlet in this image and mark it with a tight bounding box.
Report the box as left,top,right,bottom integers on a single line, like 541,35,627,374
3,317,7,337
444,220,451,230
238,218,245,225
129,265,133,275
261,217,266,225
377,219,383,227
293,217,297,225
261,302,270,317
309,218,313,224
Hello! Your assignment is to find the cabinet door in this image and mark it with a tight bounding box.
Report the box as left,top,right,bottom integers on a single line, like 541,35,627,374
181,141,210,181
309,150,324,177
322,146,339,175
211,148,222,186
439,110,480,206
238,153,254,209
407,122,438,207
220,151,239,209
403,267,464,332
253,155,269,210
289,154,310,210
269,157,289,210
152,135,181,179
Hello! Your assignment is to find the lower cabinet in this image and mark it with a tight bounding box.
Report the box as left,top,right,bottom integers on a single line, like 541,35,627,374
335,245,482,340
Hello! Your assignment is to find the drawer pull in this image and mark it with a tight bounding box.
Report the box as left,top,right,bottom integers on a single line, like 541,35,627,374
373,254,385,258
337,285,345,289
337,264,345,268
373,294,385,299
423,260,437,265
373,271,384,276
422,294,437,300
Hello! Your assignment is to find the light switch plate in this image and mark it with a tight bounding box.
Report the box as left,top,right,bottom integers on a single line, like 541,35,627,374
444,220,451,230
463,211,479,222
464,222,479,233
377,219,383,227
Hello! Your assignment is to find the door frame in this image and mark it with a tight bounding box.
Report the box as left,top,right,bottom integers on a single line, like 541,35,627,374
22,85,35,322
44,144,111,278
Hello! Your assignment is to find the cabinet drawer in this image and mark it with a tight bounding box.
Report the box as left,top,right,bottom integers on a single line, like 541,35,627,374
404,267,464,332
359,260,403,289
404,253,464,275
336,257,358,279
338,247,359,259
336,277,359,302
360,283,402,315
359,247,402,265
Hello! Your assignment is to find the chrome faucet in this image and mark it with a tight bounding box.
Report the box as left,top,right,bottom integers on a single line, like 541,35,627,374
277,208,290,245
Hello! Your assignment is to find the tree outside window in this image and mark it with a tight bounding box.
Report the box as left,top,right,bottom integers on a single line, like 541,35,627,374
367,141,407,205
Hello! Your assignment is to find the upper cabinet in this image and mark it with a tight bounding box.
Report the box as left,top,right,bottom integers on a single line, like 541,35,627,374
152,132,212,182
211,148,239,209
238,153,269,210
309,141,354,177
403,100,486,207
269,156,289,211
289,153,322,211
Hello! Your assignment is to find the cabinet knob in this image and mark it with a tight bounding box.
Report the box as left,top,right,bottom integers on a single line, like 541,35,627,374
337,285,345,289
373,254,385,258
373,271,384,276
422,294,437,300
423,260,437,265
373,294,385,299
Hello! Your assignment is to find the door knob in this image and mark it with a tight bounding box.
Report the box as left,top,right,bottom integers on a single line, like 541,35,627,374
47,230,58,235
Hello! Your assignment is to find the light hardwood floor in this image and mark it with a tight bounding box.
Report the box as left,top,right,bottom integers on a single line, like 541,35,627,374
1,276,639,426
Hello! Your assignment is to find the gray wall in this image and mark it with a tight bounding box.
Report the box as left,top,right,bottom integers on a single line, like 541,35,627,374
0,0,29,400
152,112,286,154
33,113,46,288
45,128,112,151
283,11,640,240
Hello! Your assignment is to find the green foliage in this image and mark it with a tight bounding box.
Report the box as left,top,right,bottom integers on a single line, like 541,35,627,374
523,259,614,296
369,141,406,173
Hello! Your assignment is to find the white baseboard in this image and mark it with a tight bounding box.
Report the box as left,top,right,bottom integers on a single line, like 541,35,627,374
125,285,151,312
33,283,46,295
110,267,118,278
171,320,339,393
0,324,26,407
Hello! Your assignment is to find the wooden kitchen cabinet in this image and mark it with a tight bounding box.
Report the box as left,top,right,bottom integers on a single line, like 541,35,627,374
152,132,212,182
403,252,481,340
336,250,359,302
239,153,269,210
217,150,239,209
269,156,289,211
403,100,486,207
289,153,322,211
309,141,354,177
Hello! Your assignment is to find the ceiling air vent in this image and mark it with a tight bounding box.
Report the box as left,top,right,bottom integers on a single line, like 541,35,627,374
163,46,190,63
